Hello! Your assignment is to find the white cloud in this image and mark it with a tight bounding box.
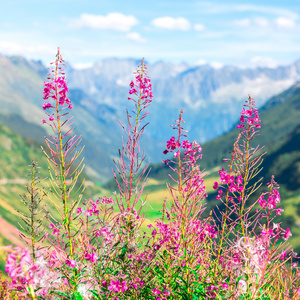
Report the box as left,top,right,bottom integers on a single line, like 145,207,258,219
194,23,205,31
234,16,295,30
275,17,295,29
251,56,279,68
69,13,139,32
0,41,53,57
196,3,298,20
254,17,269,27
72,62,93,70
151,17,191,31
233,17,269,27
126,32,146,43
0,41,23,54
236,5,298,20
233,18,251,27
195,59,207,66
211,61,224,69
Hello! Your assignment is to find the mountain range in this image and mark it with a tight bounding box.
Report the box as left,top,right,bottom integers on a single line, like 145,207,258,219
146,80,300,192
1,54,300,182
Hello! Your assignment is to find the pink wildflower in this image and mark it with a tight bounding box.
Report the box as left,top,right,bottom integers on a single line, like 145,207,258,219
182,140,190,149
280,251,287,261
53,228,60,236
213,182,218,190
236,175,243,185
100,196,114,204
258,195,267,209
42,102,51,110
166,136,177,150
276,207,283,216
222,283,228,289
261,227,274,237
66,259,77,268
238,186,244,193
283,227,292,241
152,288,162,296
108,280,121,293
245,109,253,117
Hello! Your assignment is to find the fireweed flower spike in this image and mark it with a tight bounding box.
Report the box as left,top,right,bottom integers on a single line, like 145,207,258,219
154,110,218,298
40,48,85,294
111,57,153,248
211,95,300,298
87,58,163,299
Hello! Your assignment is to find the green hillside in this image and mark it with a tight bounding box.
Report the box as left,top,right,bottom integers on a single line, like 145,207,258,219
147,81,300,193
0,120,107,271
0,55,121,182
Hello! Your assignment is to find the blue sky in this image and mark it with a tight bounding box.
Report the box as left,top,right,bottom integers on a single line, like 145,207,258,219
1,0,300,69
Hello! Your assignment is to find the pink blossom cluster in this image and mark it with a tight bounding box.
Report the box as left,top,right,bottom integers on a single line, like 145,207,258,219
154,219,217,258
42,74,72,123
258,223,292,242
43,77,71,107
77,199,105,216
86,200,100,216
151,286,170,300
5,246,64,298
100,195,115,205
213,168,244,201
255,178,292,241
184,174,207,197
232,237,269,280
128,75,153,104
95,226,114,241
257,187,281,212
107,280,128,293
163,137,202,166
49,222,60,236
237,99,261,130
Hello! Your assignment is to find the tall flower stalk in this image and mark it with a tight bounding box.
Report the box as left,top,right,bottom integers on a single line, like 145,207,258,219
111,57,153,248
41,48,85,291
152,109,215,298
16,160,48,264
209,96,299,298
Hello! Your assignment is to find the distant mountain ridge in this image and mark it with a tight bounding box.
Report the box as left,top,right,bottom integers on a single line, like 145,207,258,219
144,80,300,194
66,57,300,145
1,53,300,182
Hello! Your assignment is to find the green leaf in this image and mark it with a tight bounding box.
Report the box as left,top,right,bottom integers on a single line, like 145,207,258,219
73,292,84,300
49,290,71,299
236,275,244,284
173,290,190,300
90,290,101,299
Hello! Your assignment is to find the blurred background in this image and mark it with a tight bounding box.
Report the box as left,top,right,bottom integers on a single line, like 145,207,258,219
0,0,300,272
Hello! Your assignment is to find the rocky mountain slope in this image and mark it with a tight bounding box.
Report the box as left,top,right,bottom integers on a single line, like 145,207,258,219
1,54,300,182
146,80,300,194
